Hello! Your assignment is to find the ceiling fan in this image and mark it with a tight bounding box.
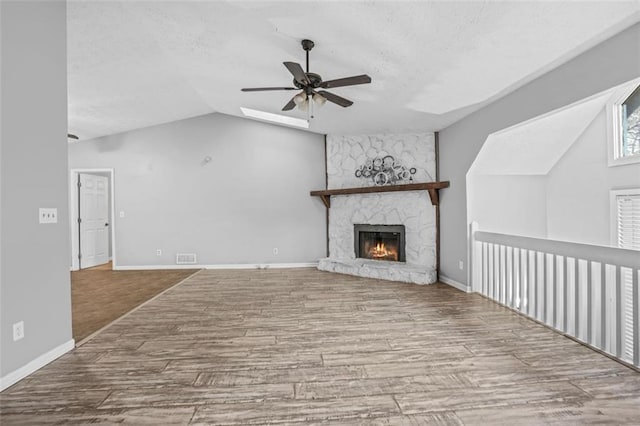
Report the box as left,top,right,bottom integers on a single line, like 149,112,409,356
241,39,371,113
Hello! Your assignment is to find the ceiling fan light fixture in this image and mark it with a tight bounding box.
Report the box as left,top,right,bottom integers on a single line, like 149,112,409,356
293,92,307,106
298,98,309,112
313,93,326,107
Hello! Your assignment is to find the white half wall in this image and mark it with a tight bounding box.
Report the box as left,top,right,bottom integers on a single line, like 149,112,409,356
68,113,327,267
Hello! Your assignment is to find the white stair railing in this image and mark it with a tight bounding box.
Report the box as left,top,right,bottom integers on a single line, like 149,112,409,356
471,224,640,368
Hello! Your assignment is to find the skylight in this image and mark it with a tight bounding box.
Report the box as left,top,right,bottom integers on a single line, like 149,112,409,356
240,107,309,129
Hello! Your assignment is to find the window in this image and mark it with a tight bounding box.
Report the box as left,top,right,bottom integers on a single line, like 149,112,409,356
610,188,639,363
608,79,640,166
612,188,640,249
621,86,640,158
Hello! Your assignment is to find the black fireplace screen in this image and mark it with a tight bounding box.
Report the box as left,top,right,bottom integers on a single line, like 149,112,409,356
354,224,406,262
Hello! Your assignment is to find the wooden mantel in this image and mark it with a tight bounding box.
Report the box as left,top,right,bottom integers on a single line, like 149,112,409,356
310,181,450,208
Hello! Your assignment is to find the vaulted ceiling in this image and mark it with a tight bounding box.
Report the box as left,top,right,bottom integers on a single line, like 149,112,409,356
67,1,640,140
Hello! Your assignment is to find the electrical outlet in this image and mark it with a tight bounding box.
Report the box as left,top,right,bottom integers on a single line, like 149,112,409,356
458,260,464,270
39,208,58,224
273,248,278,255
119,211,125,218
13,321,24,341
156,249,162,256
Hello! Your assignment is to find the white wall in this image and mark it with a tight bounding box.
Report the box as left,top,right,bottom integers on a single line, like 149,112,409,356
467,174,548,238
546,109,640,246
1,0,72,380
68,113,327,268
439,22,640,285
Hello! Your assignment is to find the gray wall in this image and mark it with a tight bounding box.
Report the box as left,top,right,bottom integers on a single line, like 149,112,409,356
1,1,72,376
467,175,548,239
68,113,327,267
439,22,640,285
546,109,640,246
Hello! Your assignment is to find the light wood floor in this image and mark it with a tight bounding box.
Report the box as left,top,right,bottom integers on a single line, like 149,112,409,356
71,263,199,342
2,268,639,424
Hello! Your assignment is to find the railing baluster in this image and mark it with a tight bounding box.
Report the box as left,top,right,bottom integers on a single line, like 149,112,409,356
602,264,614,355
516,249,526,312
591,262,604,349
499,245,507,305
615,265,622,358
523,249,528,312
559,256,569,333
488,243,494,299
474,238,482,293
633,268,639,367
493,244,500,301
557,255,565,332
482,242,488,296
538,251,545,322
587,260,593,344
507,247,515,308
545,254,556,327
600,262,607,352
529,250,536,318
514,248,521,310
566,257,575,335
574,257,581,339
496,244,500,301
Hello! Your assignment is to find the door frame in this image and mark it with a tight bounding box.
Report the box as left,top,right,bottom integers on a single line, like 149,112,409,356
69,168,117,271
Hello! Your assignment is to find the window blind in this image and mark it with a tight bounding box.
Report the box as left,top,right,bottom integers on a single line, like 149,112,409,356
616,193,640,362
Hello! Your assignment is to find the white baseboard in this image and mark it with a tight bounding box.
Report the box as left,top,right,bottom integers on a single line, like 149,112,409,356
114,262,318,271
439,275,471,293
0,339,75,392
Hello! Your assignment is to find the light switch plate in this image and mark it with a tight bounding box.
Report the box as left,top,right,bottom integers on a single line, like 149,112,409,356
39,208,58,224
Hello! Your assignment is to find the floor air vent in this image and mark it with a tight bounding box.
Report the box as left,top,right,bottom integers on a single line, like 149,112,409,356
176,253,197,265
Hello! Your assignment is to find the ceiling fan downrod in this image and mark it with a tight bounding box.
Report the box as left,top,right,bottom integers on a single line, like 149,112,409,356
301,39,314,73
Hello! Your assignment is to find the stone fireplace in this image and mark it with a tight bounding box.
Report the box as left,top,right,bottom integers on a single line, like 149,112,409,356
317,133,437,284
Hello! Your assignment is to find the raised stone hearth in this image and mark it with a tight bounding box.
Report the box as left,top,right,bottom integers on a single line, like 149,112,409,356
321,133,438,285
318,258,436,285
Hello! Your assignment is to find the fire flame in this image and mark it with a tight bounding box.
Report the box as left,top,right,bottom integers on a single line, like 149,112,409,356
370,242,397,260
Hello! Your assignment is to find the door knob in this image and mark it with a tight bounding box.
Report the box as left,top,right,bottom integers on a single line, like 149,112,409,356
105,223,109,226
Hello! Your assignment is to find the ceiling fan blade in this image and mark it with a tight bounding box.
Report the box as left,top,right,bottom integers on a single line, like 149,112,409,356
317,90,353,108
283,62,310,85
241,87,297,92
282,96,297,111
320,74,371,89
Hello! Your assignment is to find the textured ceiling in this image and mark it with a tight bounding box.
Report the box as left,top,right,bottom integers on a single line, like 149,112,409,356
67,1,640,140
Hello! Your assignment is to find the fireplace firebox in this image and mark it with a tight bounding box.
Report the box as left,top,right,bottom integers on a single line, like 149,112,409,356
354,224,405,262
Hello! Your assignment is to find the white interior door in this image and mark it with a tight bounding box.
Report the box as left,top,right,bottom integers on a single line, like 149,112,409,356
79,173,109,269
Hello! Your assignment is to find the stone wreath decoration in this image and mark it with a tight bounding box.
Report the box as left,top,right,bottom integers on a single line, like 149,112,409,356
354,155,417,186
